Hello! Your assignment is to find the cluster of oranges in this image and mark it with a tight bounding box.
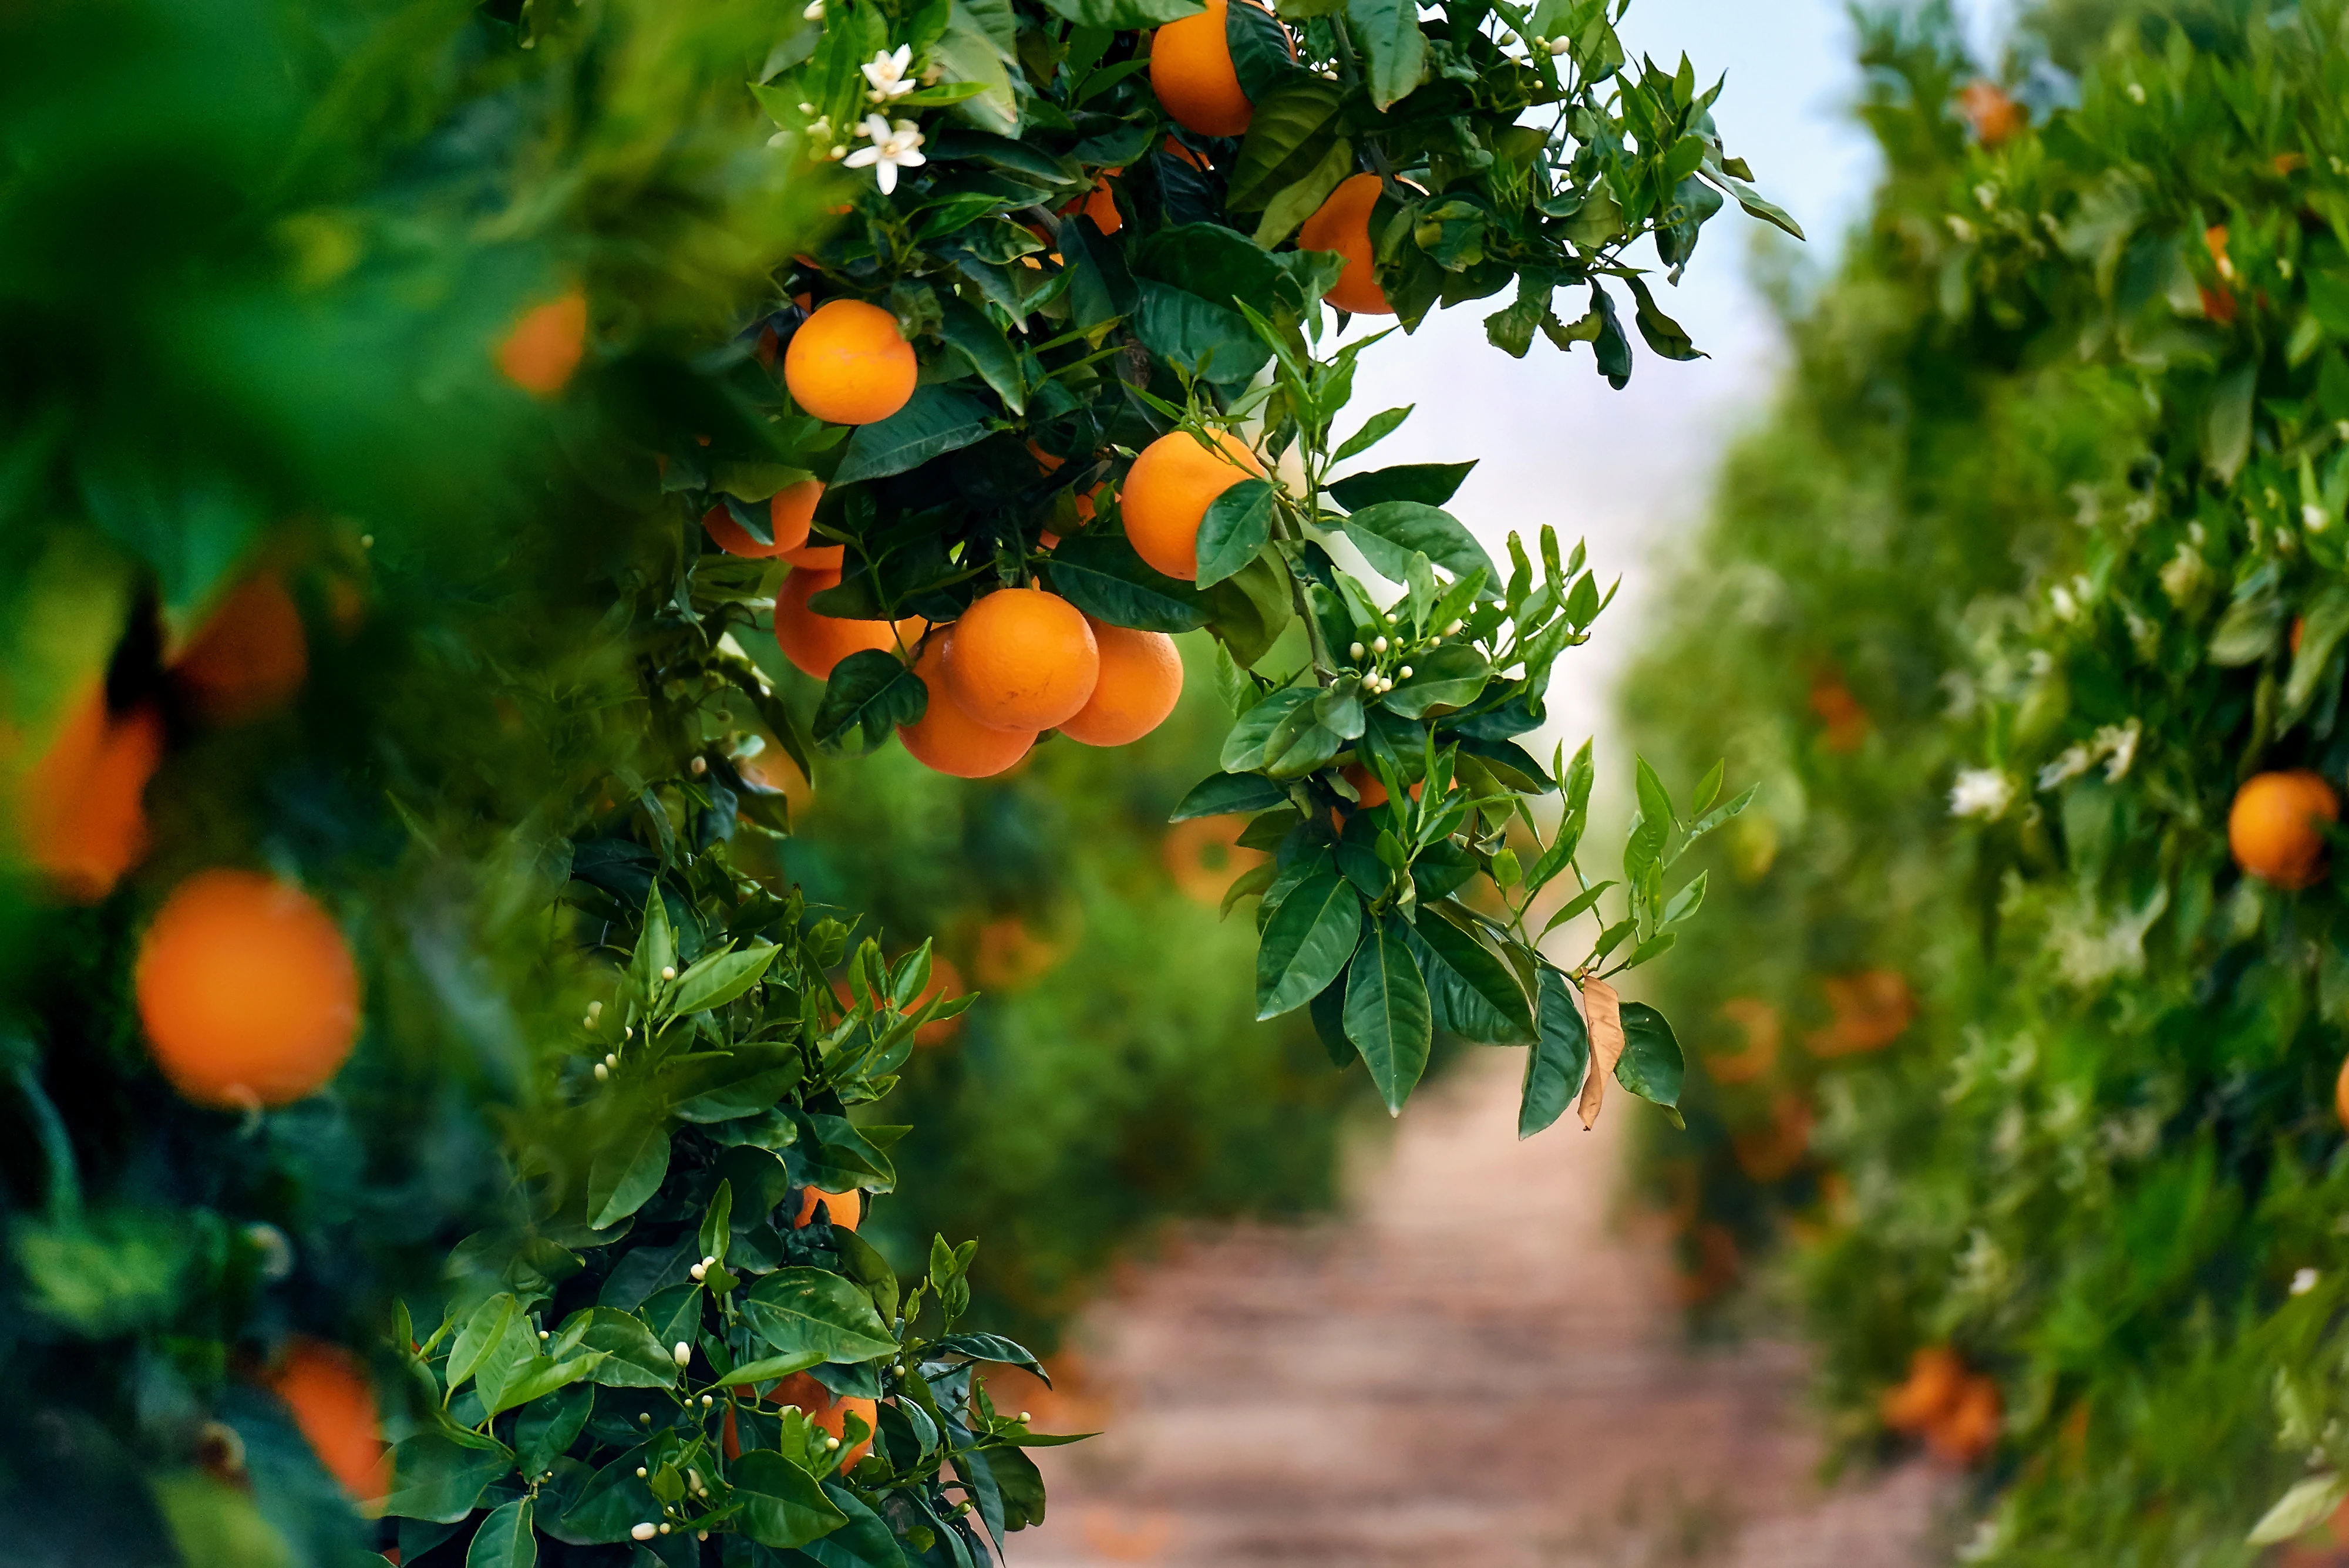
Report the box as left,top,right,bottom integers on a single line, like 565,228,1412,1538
1880,1346,2003,1466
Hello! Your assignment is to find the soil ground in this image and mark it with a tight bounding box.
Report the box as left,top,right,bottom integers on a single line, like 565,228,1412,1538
1000,1053,1955,1568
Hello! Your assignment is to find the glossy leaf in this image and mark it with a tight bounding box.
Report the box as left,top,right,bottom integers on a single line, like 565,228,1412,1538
1519,967,1590,1138
1254,873,1363,1019
739,1268,901,1364
733,1451,850,1549
1345,916,1432,1113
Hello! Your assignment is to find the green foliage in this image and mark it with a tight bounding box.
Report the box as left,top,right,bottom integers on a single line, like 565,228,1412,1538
755,0,1776,1124
1628,0,2349,1559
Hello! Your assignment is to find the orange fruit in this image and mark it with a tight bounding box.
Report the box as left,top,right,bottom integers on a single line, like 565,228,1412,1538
1925,1375,2002,1466
136,871,361,1108
1057,620,1183,746
2337,1052,2349,1134
1030,443,1102,547
784,300,917,425
496,288,588,396
773,568,924,681
1160,816,1264,904
901,638,1036,778
1150,0,1254,137
1062,173,1124,236
1161,135,1210,171
1957,80,2023,147
943,587,1100,731
781,540,846,570
973,915,1066,989
1880,1346,1965,1434
2230,770,2338,889
176,573,308,723
704,480,820,559
1297,173,1393,316
1120,429,1264,581
1345,762,1388,808
270,1339,388,1503
793,1186,863,1230
18,684,164,902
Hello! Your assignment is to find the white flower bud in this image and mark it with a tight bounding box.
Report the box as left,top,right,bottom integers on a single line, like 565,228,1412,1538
623,1026,633,1040
1398,665,1413,679
1361,672,1379,689
659,1523,672,1535
797,102,815,113
673,1341,692,1365
689,1262,706,1280
1547,35,1569,53
1019,1411,1031,1423
1443,620,1463,635
581,1015,594,1030
632,1523,658,1541
803,0,824,15
593,1062,608,1081
702,1394,715,1407
699,1530,711,1542
588,1000,603,1018
661,965,677,981
702,1255,717,1268
1384,613,1397,625
638,1412,652,1424
358,534,373,549
826,1436,842,1450
1372,636,1388,652
605,1052,618,1068
689,756,708,775
539,1329,550,1340
637,1467,648,1478
688,1471,703,1493
1348,641,1364,659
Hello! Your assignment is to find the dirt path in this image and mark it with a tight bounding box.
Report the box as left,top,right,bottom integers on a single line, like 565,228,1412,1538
1004,1054,1951,1568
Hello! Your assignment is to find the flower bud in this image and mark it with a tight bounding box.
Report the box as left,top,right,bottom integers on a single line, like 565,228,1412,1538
826,1435,841,1451
689,1262,706,1280
1348,641,1364,659
1398,666,1413,679
637,1467,648,1478
632,1523,657,1542
673,1341,692,1366
1372,636,1388,653
593,1062,608,1081
1444,620,1463,635
661,965,677,981
689,756,708,775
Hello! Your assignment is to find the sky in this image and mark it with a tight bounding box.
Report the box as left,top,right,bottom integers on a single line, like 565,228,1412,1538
1344,0,2014,769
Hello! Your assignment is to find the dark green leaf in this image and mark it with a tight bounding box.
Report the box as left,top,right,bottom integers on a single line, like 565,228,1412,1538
669,944,782,1017
572,1306,680,1388
1345,0,1426,107
1049,530,1213,630
733,1451,850,1549
813,650,926,755
1614,1002,1684,1111
1519,967,1590,1138
739,1268,900,1364
935,296,1025,412
1381,642,1489,718
382,1434,511,1523
1170,772,1288,820
832,388,992,484
1346,917,1432,1113
1411,905,1535,1042
1135,281,1273,387
1326,461,1475,511
466,1499,536,1568
1196,479,1277,587
1255,873,1363,1018
588,1126,671,1230
1340,501,1497,585
1035,0,1203,26
1226,81,1343,212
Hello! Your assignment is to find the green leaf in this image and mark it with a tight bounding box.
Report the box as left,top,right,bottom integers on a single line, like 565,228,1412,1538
1135,281,1273,387
1220,687,1315,770
1381,643,1489,718
1135,224,1288,315
1171,771,1288,820
1327,462,1475,511
1613,1002,1684,1112
515,1383,591,1478
1200,549,1297,666
1519,967,1590,1138
466,1499,536,1568
2205,359,2257,484
1194,479,1278,589
813,650,926,756
1410,905,1535,1042
446,1294,517,1397
1340,501,1497,586
1036,0,1202,25
555,1442,661,1544
1346,917,1432,1113
588,1125,672,1230
1331,406,1412,466
1345,0,1426,107
715,1351,829,1387
489,1353,601,1416
669,944,782,1017
571,1305,681,1388
739,1268,901,1364
935,296,1025,413
807,1482,914,1567
1048,530,1213,631
733,1451,851,1549
1624,275,1704,362
1226,81,1343,213
382,1434,511,1523
1254,136,1356,248
1255,873,1364,1018
832,388,992,484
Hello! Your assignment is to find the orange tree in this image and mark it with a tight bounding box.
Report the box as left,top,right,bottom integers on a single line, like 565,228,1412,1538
1627,1,2349,1559
1,0,1769,1563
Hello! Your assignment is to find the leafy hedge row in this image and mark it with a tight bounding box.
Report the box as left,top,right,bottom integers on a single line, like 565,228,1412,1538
1628,0,2349,1559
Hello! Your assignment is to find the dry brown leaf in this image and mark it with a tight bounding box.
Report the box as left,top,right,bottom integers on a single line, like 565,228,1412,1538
1577,976,1626,1130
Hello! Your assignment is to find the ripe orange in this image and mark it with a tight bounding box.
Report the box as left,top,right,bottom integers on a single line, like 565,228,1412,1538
176,573,308,723
974,915,1066,989
2230,770,2338,889
901,638,1037,778
1057,621,1183,746
793,1186,863,1230
773,568,924,681
1030,443,1102,547
270,1339,388,1503
785,300,917,425
943,587,1100,731
1925,1375,2002,1467
496,288,588,396
1160,815,1264,904
1161,135,1210,172
704,480,821,560
2337,1052,2349,1134
773,1372,878,1466
136,870,361,1108
1150,0,1253,137
1880,1346,1965,1434
1120,429,1264,581
782,540,846,569
1298,173,1393,316
1062,173,1124,236
1957,80,2023,148
18,684,164,902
